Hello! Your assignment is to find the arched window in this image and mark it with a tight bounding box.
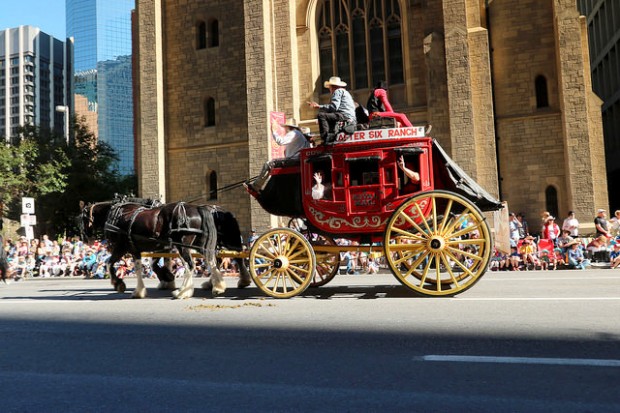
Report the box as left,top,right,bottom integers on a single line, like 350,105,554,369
317,0,403,91
208,170,218,200
545,185,558,219
535,75,549,108
208,19,219,48
204,97,215,127
197,21,207,50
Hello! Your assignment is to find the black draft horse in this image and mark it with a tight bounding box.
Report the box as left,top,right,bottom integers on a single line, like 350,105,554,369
80,200,251,298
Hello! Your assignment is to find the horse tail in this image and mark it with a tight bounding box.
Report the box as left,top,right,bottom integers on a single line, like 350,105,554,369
197,206,217,263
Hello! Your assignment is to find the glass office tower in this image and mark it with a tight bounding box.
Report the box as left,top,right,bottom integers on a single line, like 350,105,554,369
66,0,134,174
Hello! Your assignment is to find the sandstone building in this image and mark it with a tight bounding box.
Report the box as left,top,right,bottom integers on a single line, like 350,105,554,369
133,0,608,236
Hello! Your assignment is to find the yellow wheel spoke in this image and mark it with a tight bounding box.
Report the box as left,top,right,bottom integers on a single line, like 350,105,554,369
289,263,311,275
446,246,482,262
450,221,483,239
439,253,460,286
444,249,475,278
258,268,277,285
270,274,282,293
448,238,486,246
391,226,428,241
442,210,471,237
397,209,427,235
257,246,276,260
254,252,275,261
439,199,454,233
432,197,438,231
286,268,305,285
414,201,433,234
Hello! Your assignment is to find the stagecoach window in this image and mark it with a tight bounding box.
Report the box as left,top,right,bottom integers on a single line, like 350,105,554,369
317,0,404,91
348,158,379,186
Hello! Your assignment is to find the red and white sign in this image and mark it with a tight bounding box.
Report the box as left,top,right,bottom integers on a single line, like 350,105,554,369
334,126,425,144
269,111,286,159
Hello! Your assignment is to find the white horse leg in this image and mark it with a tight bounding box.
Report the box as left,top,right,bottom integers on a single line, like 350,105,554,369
171,265,194,299
131,259,147,299
208,257,226,297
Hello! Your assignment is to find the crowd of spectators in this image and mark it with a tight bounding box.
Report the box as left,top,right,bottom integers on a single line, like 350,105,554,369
1,235,118,281
498,208,620,271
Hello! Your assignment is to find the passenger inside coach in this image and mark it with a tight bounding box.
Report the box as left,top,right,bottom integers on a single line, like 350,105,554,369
366,80,413,128
398,155,420,194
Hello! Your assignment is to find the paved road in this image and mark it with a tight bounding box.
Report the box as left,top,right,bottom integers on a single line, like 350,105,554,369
1,269,619,412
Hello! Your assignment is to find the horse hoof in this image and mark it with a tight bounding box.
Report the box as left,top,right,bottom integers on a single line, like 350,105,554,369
212,288,225,297
172,288,194,300
131,289,147,299
237,280,251,289
157,281,176,290
201,280,213,290
117,282,126,294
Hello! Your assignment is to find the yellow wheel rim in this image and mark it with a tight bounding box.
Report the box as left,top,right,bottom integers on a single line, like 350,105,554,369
384,190,492,297
249,228,316,298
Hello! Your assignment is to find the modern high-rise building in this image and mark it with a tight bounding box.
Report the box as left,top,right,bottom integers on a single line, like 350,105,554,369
577,0,620,211
66,0,134,174
0,26,72,140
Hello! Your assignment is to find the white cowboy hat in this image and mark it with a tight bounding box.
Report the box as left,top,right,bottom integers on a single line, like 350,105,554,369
280,119,301,130
324,76,347,88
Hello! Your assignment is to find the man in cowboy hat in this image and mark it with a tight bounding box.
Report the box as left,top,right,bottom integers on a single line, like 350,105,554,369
246,118,311,194
270,118,310,158
308,76,357,144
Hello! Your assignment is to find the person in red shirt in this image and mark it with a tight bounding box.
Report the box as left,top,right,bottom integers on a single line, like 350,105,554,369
542,216,561,246
366,81,412,127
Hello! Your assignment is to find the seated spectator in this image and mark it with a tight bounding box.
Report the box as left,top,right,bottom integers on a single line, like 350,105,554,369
508,246,521,270
79,248,98,277
586,235,610,262
519,236,539,270
567,240,590,270
537,249,557,270
557,230,574,253
610,243,620,269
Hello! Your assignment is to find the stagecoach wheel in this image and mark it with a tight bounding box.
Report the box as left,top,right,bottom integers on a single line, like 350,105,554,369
249,228,316,299
287,217,308,233
383,190,492,297
309,235,340,287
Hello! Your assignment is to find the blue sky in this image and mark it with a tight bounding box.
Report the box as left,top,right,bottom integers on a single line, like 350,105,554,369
0,0,66,39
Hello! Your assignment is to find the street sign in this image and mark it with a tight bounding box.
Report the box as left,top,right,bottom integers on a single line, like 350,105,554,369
20,214,37,226
22,197,35,214
24,225,34,240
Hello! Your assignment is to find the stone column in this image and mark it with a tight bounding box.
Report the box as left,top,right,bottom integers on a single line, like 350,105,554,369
134,0,167,201
553,0,608,217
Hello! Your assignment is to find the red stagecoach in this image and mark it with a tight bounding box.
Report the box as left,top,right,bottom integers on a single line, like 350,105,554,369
245,122,502,298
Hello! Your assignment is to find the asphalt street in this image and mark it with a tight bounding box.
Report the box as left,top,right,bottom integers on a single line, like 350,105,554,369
0,269,619,412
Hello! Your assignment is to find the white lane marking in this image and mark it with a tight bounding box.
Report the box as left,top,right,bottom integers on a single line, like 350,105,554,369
417,355,620,367
485,276,620,281
455,297,620,301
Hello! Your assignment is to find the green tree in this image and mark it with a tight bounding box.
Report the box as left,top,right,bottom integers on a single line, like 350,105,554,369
0,117,137,237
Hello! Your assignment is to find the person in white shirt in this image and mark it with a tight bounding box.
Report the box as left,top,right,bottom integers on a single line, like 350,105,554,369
562,210,579,237
246,119,311,194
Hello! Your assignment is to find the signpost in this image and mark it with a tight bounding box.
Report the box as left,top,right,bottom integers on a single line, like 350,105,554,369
21,197,36,240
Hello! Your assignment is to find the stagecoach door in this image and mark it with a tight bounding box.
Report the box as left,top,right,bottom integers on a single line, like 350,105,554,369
345,154,384,213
